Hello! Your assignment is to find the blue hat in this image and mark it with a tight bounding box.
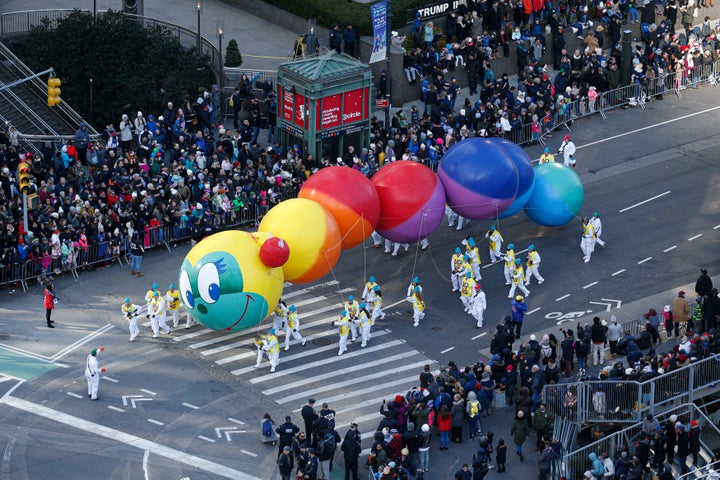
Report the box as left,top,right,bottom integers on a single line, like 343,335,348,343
508,243,514,250
369,276,375,282
348,295,354,302
455,247,461,254
341,310,348,316
490,225,496,231
124,297,130,303
152,282,159,289
465,272,471,277
374,285,380,291
515,258,521,264
269,328,276,334
153,291,159,296
528,244,535,251
414,286,420,292
544,147,550,153
169,283,175,289
413,277,419,283
289,305,296,312
360,303,366,309
468,237,476,247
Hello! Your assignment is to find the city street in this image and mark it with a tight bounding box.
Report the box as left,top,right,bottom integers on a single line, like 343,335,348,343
0,86,719,479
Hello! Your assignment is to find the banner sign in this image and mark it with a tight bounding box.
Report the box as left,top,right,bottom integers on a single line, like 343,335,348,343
316,94,342,130
370,0,388,64
407,0,459,23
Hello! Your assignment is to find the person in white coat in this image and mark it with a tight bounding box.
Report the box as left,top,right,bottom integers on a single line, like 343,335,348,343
581,216,597,263
503,244,515,285
356,304,373,347
344,295,360,342
333,311,351,355
121,297,142,342
284,305,307,351
361,276,379,303
446,205,469,230
558,135,577,167
508,258,530,299
590,212,605,247
165,284,189,329
524,244,545,285
471,283,487,328
264,329,280,372
145,282,160,321
485,225,504,263
254,334,268,368
370,285,386,326
407,276,423,297
273,301,288,334
85,347,105,400
149,291,171,337
451,247,466,292
407,286,426,327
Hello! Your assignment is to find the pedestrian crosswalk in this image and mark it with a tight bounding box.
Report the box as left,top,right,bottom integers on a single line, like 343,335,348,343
166,279,437,454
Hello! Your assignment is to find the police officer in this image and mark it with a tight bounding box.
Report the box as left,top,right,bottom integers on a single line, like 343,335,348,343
276,415,300,459
301,399,318,441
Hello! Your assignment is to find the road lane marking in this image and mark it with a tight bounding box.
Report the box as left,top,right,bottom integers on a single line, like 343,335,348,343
198,435,216,443
107,406,125,412
228,417,246,425
66,392,83,399
583,282,598,289
51,324,114,362
147,419,164,426
612,269,626,276
103,376,119,383
688,234,702,241
637,257,652,264
140,389,157,396
527,308,541,315
663,246,677,252
556,294,571,301
241,450,258,457
618,191,671,213
578,105,720,150
440,347,455,354
472,332,488,340
714,225,720,230
182,402,199,409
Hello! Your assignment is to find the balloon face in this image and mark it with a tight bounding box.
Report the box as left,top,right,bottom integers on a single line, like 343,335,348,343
437,138,519,219
523,162,584,226
495,139,536,219
371,161,446,243
179,231,284,331
299,166,381,250
259,198,342,284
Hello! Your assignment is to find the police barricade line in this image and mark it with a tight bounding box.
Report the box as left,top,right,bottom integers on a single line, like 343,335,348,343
194,306,346,353
242,335,399,380
220,326,389,367
269,357,430,402
584,380,642,424
542,383,581,425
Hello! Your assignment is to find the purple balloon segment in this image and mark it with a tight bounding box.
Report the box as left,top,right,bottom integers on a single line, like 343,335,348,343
377,178,446,244
436,173,514,219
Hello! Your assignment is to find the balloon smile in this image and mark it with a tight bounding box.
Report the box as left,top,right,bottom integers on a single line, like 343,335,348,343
225,294,255,331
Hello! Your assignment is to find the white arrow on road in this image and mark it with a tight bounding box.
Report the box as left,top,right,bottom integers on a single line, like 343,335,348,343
121,395,153,409
589,298,622,312
215,427,247,441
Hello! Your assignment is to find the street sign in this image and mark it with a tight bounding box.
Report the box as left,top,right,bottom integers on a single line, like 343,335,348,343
376,99,389,108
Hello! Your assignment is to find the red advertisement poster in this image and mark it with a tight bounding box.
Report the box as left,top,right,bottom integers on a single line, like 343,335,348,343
342,88,364,125
295,93,306,128
281,86,293,123
317,94,342,130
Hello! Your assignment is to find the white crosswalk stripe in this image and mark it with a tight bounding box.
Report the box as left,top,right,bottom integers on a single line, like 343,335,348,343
171,280,436,453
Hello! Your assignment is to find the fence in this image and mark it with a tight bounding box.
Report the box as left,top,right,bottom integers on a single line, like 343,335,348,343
557,403,720,480
0,187,301,292
543,355,720,426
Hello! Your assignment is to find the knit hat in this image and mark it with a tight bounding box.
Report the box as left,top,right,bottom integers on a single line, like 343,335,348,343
422,424,430,432
691,420,698,427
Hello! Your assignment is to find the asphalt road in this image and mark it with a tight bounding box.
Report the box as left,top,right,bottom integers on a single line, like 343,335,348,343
0,87,719,480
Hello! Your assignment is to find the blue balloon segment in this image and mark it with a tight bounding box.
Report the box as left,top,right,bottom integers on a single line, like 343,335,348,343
437,138,519,220
495,139,536,219
523,163,584,226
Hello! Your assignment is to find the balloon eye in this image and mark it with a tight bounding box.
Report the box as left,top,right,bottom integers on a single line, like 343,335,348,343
185,290,195,308
198,263,221,304
179,270,194,309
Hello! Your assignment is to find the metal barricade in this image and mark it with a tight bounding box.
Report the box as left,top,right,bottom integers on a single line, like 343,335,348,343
542,383,581,424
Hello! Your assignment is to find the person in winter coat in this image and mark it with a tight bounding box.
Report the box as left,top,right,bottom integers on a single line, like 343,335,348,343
511,410,529,461
675,423,691,475
672,291,690,338
437,405,452,449
588,452,604,478
278,446,294,480
689,420,701,465
450,394,465,443
43,282,58,327
341,428,362,480
514,386,533,421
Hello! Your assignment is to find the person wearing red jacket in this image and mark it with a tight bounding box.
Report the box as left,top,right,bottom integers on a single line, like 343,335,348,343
436,405,452,450
43,282,58,328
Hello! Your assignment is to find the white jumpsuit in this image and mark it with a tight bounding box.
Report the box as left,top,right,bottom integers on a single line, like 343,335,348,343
344,300,360,341
485,229,504,262
581,222,597,263
407,292,425,327
334,316,350,355
149,295,171,336
591,216,605,247
264,334,280,372
84,351,101,400
254,336,268,368
273,303,288,334
471,288,487,328
508,265,530,298
355,309,372,347
525,251,545,285
165,289,189,328
503,249,515,285
465,245,482,281
450,253,465,291
121,302,142,342
284,311,306,350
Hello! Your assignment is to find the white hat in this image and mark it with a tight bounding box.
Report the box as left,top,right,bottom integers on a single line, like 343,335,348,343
530,334,536,341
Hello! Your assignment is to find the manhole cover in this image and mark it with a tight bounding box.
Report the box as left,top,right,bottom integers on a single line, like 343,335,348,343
431,327,442,331
312,337,331,346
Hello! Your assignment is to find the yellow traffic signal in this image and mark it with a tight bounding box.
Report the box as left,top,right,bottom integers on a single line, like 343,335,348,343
17,162,31,195
47,77,61,107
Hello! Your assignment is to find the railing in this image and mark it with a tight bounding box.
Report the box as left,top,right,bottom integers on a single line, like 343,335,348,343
0,111,42,155
0,40,98,137
558,403,720,480
543,355,720,425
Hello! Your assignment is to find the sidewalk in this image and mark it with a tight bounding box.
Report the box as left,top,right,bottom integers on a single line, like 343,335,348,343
1,0,298,70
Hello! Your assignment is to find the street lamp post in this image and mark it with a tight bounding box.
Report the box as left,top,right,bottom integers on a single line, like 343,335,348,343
217,21,224,121
384,0,392,132
196,0,202,53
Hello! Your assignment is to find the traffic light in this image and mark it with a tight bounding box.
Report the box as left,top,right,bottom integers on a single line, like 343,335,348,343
17,162,31,195
47,77,61,107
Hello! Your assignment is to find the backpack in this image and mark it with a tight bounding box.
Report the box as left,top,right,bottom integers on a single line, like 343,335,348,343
262,419,273,437
319,433,336,456
540,344,552,359
470,400,480,418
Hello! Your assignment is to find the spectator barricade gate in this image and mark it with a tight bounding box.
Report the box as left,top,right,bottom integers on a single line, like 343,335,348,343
543,355,720,427
556,403,720,480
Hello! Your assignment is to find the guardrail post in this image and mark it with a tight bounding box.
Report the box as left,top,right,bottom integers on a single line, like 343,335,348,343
689,365,695,404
